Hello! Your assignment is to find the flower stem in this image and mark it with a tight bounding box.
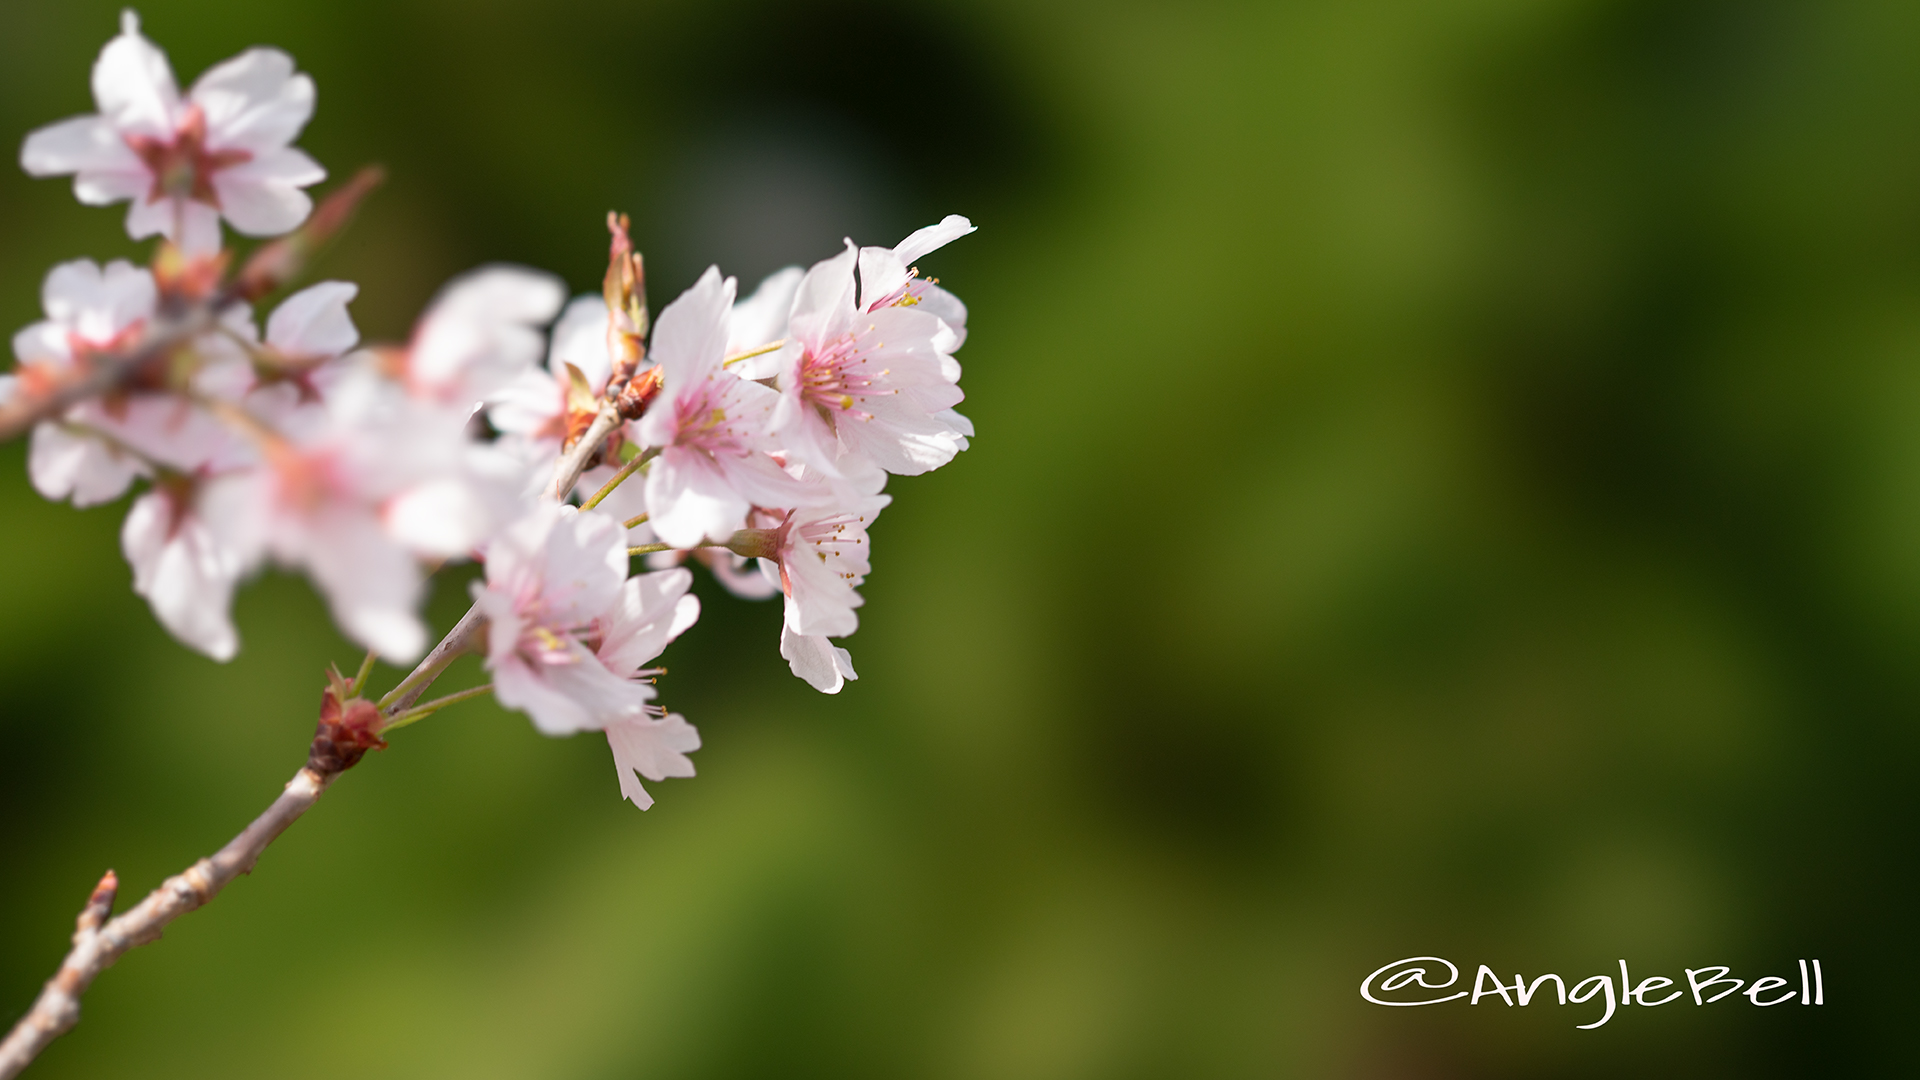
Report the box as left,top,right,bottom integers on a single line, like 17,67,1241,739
382,683,494,732
376,605,486,712
579,446,656,511
623,512,649,529
627,543,673,556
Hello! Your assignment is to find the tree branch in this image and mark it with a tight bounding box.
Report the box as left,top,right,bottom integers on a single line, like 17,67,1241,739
0,237,630,1074
0,764,337,1079
550,403,620,502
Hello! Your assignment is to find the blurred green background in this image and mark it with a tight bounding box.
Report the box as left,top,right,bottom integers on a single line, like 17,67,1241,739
0,0,1914,1075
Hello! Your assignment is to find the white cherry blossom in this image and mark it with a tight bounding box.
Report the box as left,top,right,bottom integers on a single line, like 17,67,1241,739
635,267,806,547
199,369,514,661
395,266,566,407
20,12,324,254
474,504,703,808
489,294,615,472
596,566,703,808
121,479,244,660
858,214,974,349
9,259,157,506
725,266,803,379
769,242,970,478
765,493,889,640
474,504,652,735
780,625,858,694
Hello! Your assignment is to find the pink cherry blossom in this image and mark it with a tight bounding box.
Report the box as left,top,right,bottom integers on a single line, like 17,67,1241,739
635,267,806,548
769,242,971,478
766,493,889,639
474,504,650,735
20,12,325,254
595,560,702,808
745,490,887,693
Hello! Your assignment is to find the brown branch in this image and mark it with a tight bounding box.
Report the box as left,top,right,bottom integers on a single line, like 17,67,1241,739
0,701,382,1078
550,403,621,502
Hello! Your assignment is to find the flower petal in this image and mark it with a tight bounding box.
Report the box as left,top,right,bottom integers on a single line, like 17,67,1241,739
122,489,243,661
91,11,180,139
605,712,701,808
190,48,314,153
29,422,144,507
779,624,856,694
266,281,359,360
20,115,141,178
649,266,735,392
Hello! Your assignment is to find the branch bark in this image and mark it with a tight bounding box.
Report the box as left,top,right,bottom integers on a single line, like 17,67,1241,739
0,765,335,1079
550,403,620,502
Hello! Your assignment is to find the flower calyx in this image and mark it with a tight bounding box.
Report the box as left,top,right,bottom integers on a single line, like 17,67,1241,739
308,667,388,776
724,528,782,561
151,242,231,308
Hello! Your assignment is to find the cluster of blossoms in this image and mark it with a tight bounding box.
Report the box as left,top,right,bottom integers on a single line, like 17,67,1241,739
8,12,974,809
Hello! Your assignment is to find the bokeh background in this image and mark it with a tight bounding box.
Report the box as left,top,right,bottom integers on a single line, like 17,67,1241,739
0,0,1914,1075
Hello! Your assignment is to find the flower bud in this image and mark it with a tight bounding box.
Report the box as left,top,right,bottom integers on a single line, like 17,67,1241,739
308,668,387,776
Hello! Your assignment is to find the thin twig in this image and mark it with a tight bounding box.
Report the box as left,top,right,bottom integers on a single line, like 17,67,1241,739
0,765,337,1079
377,603,487,715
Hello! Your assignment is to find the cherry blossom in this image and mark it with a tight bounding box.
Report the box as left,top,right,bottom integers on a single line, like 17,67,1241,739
596,565,704,808
780,626,859,695
473,504,703,809
198,369,514,662
3,10,981,822
769,241,971,478
725,266,803,379
0,19,1002,1063
20,11,324,254
635,267,806,547
121,478,244,660
858,215,975,349
766,493,889,639
473,504,651,734
393,266,567,408
489,294,616,473
8,259,158,506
